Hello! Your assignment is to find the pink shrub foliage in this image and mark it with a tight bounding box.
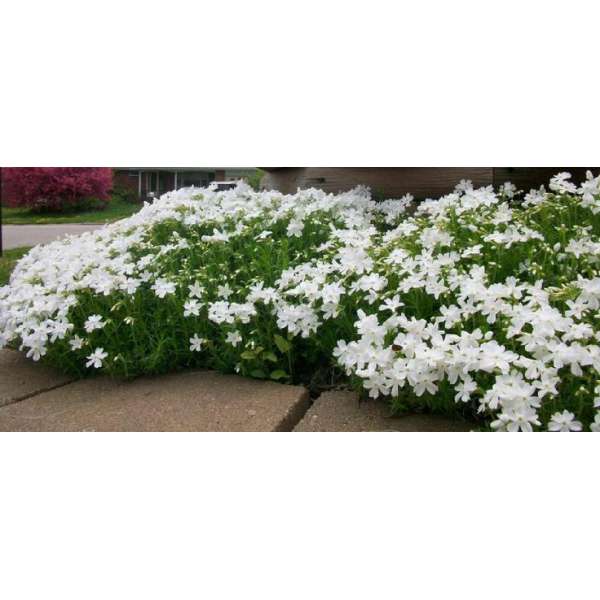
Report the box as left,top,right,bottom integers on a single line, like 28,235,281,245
2,168,113,211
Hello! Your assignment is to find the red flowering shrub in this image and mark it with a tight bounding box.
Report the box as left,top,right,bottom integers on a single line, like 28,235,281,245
2,168,113,211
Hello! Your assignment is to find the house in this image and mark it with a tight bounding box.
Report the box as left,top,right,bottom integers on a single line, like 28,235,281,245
114,168,256,199
260,168,596,198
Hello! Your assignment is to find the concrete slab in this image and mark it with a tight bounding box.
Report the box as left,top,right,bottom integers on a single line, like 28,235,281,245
294,391,475,432
0,349,74,408
0,369,310,432
3,224,102,250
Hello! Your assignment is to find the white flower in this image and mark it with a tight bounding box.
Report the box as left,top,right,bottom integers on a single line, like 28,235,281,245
121,278,141,295
355,310,387,345
84,314,105,333
594,384,600,409
287,220,304,237
455,179,473,193
151,278,176,298
523,187,546,207
208,301,234,325
183,299,201,317
438,305,462,328
69,335,85,350
490,406,540,432
48,319,73,342
455,377,476,403
548,410,583,432
226,331,242,347
22,333,47,362
86,347,108,369
218,283,233,299
499,181,517,199
549,172,577,194
231,303,257,324
462,244,482,258
189,282,205,298
201,229,230,243
189,334,206,352
590,413,600,432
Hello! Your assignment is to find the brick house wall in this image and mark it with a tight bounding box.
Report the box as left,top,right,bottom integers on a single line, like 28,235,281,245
491,168,592,191
261,167,597,198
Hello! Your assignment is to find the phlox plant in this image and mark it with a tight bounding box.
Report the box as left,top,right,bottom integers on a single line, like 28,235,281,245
2,167,112,211
2,173,600,432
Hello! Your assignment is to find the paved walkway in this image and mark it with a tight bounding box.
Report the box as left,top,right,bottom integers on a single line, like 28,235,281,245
0,349,310,431
2,224,102,249
0,349,476,432
294,390,474,431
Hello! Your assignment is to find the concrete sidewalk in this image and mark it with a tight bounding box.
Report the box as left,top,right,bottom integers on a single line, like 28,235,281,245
0,349,476,432
2,224,102,249
0,349,310,432
294,390,474,432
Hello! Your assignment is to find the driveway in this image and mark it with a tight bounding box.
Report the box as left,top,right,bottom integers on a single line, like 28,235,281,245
1,224,103,250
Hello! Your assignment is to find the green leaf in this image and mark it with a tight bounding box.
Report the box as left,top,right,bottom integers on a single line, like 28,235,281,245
270,369,288,380
274,334,290,353
250,369,266,379
262,351,278,362
240,351,256,361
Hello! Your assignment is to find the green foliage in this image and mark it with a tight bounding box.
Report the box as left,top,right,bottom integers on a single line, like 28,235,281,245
245,169,265,191
111,183,139,204
0,247,31,285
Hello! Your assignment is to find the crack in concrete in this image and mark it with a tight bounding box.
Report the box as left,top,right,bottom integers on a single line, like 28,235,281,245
274,388,313,432
0,379,78,409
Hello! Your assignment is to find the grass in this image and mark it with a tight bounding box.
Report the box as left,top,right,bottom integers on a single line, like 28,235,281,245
1,196,141,225
0,247,31,285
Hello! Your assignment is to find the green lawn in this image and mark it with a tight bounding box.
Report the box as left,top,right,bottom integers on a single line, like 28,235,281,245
2,197,141,225
0,247,31,285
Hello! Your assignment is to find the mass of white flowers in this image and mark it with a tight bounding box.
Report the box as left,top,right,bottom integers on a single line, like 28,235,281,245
2,172,600,431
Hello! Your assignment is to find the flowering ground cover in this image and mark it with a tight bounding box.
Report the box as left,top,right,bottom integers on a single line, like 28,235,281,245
2,173,600,431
